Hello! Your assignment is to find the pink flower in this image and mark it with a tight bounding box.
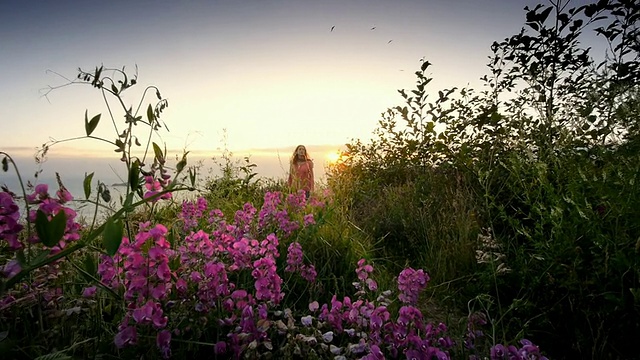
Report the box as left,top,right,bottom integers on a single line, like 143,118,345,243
309,301,319,312
303,213,315,226
56,188,73,203
156,330,172,359
398,268,430,305
1,259,21,279
0,192,23,250
82,286,97,298
114,325,137,349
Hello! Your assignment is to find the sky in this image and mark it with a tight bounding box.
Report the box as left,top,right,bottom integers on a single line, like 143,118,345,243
0,0,570,184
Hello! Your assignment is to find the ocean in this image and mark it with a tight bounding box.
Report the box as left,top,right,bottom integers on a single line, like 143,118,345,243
1,152,330,219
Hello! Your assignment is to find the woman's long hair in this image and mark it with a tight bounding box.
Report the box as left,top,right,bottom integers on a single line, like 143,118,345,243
290,145,311,165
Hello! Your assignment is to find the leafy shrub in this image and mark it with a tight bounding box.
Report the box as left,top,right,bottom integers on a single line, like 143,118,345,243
329,1,640,358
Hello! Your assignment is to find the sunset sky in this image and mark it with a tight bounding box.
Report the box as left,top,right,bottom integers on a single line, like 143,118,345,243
1,0,569,178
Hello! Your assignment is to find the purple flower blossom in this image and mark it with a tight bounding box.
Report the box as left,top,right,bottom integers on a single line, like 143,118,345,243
491,344,507,359
214,341,227,354
0,191,24,250
301,315,313,326
252,257,283,304
303,213,315,226
397,268,430,305
156,330,172,359
82,286,97,298
285,242,304,272
56,187,73,203
114,324,137,349
309,301,319,312
1,259,21,279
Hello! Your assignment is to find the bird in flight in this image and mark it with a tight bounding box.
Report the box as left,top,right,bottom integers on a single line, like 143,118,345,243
330,26,335,32
370,26,376,30
387,40,393,44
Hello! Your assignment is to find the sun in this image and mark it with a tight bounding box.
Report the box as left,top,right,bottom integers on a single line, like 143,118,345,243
326,151,342,164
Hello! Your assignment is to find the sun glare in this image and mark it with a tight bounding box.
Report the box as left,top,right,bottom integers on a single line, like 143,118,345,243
326,151,342,164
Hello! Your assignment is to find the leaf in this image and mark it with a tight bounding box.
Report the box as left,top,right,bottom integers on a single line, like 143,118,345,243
584,4,596,17
82,253,97,281
189,167,196,187
147,104,155,124
103,218,123,257
101,186,112,203
48,211,67,246
176,152,189,173
152,142,164,163
35,210,49,246
538,7,553,24
35,209,67,247
129,160,140,191
1,156,7,172
167,228,176,248
30,249,51,265
84,111,101,136
83,172,94,199
420,60,431,72
123,192,135,209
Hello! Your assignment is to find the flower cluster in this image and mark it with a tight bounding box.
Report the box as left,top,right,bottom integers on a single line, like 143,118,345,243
257,191,320,237
1,187,549,360
0,191,23,250
310,262,452,359
26,184,82,252
285,242,317,282
179,196,208,232
489,339,548,360
143,175,172,202
353,258,378,296
1,183,81,256
397,267,429,305
91,192,325,358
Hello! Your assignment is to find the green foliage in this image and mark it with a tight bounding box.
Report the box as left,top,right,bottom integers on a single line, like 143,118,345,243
203,137,264,213
35,209,67,247
102,218,123,257
329,0,640,358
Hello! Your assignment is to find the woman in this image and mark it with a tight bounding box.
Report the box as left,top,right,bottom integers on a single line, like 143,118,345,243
288,145,314,198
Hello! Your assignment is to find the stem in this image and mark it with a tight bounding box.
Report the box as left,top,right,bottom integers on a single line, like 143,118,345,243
69,259,121,300
46,135,117,148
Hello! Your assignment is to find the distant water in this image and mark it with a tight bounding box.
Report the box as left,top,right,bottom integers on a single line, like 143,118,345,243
1,153,329,219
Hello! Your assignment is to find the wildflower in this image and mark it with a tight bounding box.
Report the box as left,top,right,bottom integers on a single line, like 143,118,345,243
56,187,73,203
303,213,315,226
0,192,24,250
82,286,97,298
252,256,284,304
309,301,319,312
114,323,137,349
322,331,334,343
156,330,172,359
397,268,429,305
143,176,171,202
301,315,313,326
491,344,507,359
362,344,384,360
214,341,227,354
300,265,317,282
286,242,304,272
1,259,21,279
